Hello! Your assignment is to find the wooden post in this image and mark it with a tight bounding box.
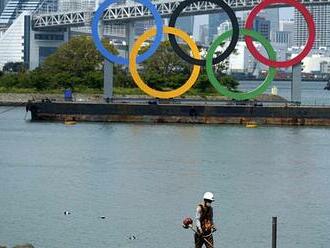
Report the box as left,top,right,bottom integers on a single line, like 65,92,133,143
272,217,277,248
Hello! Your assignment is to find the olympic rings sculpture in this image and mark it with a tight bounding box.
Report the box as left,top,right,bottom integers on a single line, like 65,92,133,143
92,0,316,100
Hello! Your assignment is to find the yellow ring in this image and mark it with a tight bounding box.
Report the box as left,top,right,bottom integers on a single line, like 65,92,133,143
129,26,201,99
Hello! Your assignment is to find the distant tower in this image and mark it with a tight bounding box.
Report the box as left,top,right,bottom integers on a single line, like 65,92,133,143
217,17,244,41
208,13,227,43
254,16,271,40
199,24,208,45
260,9,279,33
176,16,194,36
272,19,294,47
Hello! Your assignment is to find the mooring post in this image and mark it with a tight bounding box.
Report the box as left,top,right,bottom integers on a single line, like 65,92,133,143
272,216,277,248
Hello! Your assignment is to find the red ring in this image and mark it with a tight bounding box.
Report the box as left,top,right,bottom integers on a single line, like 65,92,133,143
245,0,315,68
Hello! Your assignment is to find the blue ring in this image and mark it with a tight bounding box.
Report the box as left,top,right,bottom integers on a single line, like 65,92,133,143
91,0,163,65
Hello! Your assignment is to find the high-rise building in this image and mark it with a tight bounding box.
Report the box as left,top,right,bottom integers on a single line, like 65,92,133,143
243,9,278,41
275,19,294,47
0,0,44,27
294,5,330,48
176,16,194,36
135,20,155,36
254,16,271,40
0,0,8,15
58,0,96,11
279,19,294,32
217,17,244,41
224,15,270,41
260,9,279,33
272,31,292,46
199,24,208,45
208,13,227,43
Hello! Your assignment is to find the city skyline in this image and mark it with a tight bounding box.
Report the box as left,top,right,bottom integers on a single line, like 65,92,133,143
193,7,294,40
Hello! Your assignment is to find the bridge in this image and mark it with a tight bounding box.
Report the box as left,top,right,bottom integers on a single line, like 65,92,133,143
32,0,330,29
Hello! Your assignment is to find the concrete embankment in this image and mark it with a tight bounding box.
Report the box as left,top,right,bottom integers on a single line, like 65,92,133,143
27,101,330,126
0,93,286,106
0,93,106,106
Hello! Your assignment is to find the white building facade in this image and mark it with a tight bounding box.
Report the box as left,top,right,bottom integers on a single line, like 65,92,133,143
294,5,330,49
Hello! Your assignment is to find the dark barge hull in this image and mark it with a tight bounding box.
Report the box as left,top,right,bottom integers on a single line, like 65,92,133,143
27,101,330,126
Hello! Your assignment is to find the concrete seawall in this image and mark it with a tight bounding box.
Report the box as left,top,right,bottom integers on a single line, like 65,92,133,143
26,101,330,126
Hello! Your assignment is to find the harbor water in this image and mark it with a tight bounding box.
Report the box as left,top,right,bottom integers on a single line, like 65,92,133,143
0,107,329,248
239,80,330,105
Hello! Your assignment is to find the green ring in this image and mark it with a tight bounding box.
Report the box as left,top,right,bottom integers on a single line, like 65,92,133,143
206,28,277,100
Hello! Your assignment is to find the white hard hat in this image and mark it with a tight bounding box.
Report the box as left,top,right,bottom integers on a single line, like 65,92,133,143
203,192,214,202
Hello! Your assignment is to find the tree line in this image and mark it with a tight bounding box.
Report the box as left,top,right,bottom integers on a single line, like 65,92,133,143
0,36,238,94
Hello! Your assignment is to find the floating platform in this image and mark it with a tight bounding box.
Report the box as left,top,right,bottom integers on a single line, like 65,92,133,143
26,100,330,126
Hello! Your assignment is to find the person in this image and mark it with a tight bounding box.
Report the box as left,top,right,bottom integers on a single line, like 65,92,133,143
194,192,216,248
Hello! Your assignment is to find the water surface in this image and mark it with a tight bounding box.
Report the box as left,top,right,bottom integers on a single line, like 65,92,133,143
239,80,330,105
0,108,329,248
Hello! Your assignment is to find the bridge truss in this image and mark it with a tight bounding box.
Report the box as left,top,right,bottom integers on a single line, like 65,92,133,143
32,0,330,29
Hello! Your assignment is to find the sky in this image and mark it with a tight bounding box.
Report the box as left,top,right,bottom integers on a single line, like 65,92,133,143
279,7,294,19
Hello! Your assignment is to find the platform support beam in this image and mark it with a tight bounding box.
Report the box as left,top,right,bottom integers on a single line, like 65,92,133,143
291,63,302,103
99,21,114,102
126,21,135,60
104,59,114,101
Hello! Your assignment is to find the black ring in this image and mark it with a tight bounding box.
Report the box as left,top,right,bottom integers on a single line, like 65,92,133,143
168,0,240,66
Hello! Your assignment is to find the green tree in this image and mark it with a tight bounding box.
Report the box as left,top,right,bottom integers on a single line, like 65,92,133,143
0,74,19,88
0,35,239,95
137,40,238,93
42,36,117,76
138,41,192,90
40,35,118,90
194,45,239,93
3,62,27,73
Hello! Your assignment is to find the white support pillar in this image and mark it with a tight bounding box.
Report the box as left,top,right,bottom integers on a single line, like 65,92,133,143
98,19,104,37
100,21,114,101
125,21,135,60
291,63,302,104
104,59,113,101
